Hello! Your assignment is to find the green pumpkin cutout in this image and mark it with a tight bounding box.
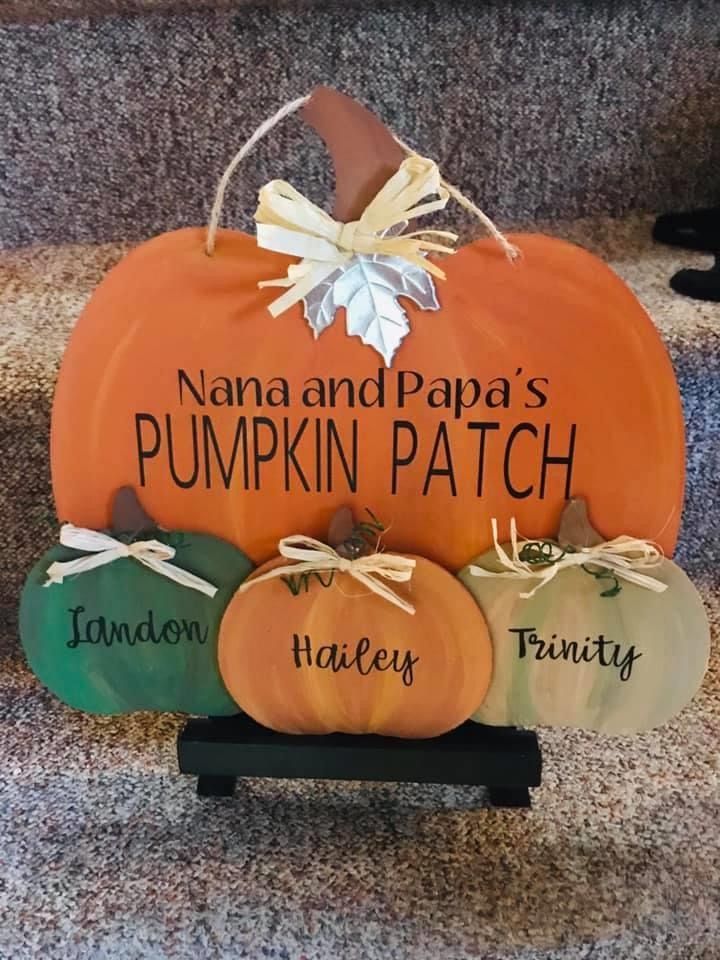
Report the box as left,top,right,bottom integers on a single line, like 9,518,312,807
20,489,253,716
458,501,709,735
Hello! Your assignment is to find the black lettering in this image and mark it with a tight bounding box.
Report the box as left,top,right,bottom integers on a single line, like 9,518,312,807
540,423,576,498
108,620,131,646
398,651,419,687
166,414,200,489
316,644,337,670
236,377,263,407
67,606,85,649
454,377,481,419
468,421,500,496
355,636,372,675
510,626,536,659
391,421,417,494
267,378,290,407
486,377,511,409
202,415,249,490
326,419,358,493
397,370,424,407
359,369,385,407
160,620,181,645
209,376,233,406
302,378,325,406
283,418,311,493
135,414,161,487
428,378,451,410
178,368,205,405
87,616,107,646
616,645,642,682
252,417,278,490
504,422,537,499
184,620,209,644
328,377,354,408
134,611,157,645
423,422,457,496
525,377,549,408
292,633,312,668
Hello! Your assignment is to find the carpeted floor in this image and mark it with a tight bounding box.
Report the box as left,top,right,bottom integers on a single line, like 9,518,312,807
0,214,718,958
3,0,720,248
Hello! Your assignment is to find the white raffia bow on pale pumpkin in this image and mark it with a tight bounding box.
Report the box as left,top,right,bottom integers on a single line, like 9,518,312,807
254,156,458,317
43,524,219,598
469,518,668,599
239,534,417,615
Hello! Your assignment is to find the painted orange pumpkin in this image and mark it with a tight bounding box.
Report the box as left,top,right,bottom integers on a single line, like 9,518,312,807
217,556,492,737
50,91,684,570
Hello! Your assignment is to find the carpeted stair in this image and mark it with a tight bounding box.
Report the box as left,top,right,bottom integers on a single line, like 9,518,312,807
2,0,720,248
1,1,719,958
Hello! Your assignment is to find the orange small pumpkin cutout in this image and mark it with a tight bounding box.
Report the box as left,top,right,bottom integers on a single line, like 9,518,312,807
217,554,492,738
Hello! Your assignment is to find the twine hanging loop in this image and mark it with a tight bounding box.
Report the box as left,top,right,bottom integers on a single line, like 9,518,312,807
205,92,520,269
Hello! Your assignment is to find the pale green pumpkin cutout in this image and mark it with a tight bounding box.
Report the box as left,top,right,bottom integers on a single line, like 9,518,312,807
459,502,710,735
20,493,253,716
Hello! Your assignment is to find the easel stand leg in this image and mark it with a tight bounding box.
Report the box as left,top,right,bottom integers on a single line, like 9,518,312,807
178,716,542,808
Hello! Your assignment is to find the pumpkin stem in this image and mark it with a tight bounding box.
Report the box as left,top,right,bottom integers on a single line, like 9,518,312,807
557,497,605,548
111,486,156,536
302,87,406,221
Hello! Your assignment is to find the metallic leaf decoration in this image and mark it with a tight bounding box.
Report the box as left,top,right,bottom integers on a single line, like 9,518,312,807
302,252,440,368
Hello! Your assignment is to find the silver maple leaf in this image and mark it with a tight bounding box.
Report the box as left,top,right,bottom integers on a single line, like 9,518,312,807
302,252,440,368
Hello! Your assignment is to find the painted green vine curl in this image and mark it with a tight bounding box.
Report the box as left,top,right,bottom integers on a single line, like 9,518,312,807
518,540,622,598
280,509,386,597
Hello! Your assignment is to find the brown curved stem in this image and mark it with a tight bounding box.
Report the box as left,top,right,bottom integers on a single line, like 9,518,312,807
302,86,406,221
111,486,156,534
557,498,605,548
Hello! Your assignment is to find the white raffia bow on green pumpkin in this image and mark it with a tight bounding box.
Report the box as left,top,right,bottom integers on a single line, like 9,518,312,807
469,518,668,599
44,524,219,598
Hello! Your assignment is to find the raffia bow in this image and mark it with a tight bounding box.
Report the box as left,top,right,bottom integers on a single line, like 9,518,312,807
255,155,458,317
469,518,668,599
44,524,218,598
239,535,417,614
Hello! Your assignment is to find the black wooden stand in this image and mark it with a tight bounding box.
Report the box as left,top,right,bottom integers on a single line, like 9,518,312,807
177,715,542,808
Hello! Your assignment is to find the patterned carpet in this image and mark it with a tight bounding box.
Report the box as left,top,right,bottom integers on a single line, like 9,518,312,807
3,1,720,248
0,215,718,958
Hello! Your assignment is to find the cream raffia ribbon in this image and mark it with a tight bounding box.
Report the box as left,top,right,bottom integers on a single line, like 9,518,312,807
43,525,218,598
469,519,668,599
255,155,458,317
239,535,417,615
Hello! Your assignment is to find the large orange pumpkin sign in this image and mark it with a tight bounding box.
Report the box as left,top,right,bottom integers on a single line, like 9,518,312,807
51,90,684,569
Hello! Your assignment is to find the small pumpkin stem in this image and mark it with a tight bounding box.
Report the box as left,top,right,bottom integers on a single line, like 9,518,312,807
327,505,356,551
556,497,605,548
111,486,156,536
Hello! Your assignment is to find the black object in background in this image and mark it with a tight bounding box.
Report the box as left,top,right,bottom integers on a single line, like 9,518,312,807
653,205,720,302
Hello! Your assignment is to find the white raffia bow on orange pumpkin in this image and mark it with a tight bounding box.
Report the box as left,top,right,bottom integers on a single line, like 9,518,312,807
43,524,219,598
469,518,668,599
254,156,458,317
238,534,417,615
